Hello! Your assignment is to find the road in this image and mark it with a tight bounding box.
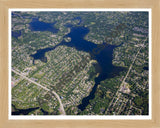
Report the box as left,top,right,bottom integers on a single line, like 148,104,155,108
119,42,144,90
12,69,66,115
106,38,147,112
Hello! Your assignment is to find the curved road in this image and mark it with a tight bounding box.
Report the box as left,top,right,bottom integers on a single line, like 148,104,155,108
12,69,66,115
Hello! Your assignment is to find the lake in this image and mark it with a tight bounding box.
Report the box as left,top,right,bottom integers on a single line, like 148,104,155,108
30,19,126,111
12,30,21,39
29,18,58,33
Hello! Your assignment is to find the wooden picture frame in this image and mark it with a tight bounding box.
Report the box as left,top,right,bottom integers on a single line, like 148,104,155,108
0,0,160,128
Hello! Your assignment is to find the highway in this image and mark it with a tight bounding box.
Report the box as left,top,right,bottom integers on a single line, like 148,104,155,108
12,69,66,115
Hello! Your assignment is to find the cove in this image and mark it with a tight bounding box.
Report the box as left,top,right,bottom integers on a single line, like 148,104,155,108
12,104,49,115
12,30,21,39
29,18,58,33
12,104,39,115
30,21,126,111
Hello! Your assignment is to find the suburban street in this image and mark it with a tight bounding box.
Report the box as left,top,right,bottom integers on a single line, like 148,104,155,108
11,69,66,115
106,38,147,114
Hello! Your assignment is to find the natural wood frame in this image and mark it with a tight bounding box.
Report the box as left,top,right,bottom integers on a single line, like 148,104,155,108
0,0,160,128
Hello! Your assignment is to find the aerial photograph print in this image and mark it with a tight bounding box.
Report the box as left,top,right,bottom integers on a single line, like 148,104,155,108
10,9,150,118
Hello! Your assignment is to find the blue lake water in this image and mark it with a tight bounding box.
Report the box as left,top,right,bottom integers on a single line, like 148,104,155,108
12,30,21,39
29,18,58,33
12,104,39,115
29,19,126,111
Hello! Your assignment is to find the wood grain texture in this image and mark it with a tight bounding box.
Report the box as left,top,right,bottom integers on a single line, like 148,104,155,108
0,0,160,128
